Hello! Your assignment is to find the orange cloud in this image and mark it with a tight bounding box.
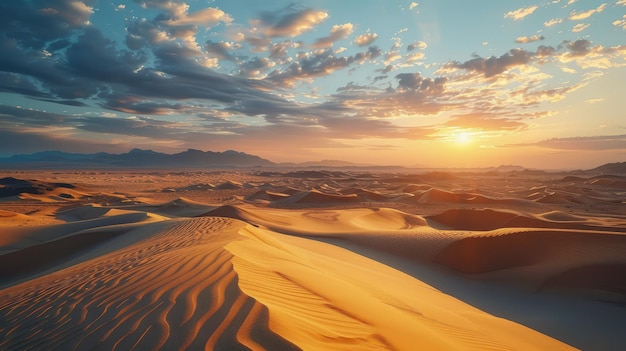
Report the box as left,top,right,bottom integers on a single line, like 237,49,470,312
312,23,354,49
261,8,328,38
354,33,378,46
568,3,606,21
515,35,545,43
504,6,538,21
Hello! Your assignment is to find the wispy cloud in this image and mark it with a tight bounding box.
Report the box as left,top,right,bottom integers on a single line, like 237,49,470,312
312,23,354,49
519,135,626,150
544,18,564,27
572,23,590,32
256,5,328,38
568,3,607,20
613,15,626,30
504,6,538,20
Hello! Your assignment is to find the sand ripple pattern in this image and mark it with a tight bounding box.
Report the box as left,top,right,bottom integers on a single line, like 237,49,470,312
0,217,298,351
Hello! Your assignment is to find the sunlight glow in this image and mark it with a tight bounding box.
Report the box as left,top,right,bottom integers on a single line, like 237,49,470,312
454,131,472,145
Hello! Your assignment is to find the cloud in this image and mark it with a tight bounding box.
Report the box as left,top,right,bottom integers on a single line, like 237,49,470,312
444,113,527,132
267,46,382,87
544,18,563,27
536,45,556,56
585,98,604,104
163,6,233,27
395,73,446,93
406,52,425,62
206,40,238,61
444,49,534,78
568,3,607,20
504,6,538,20
0,0,93,50
325,73,449,119
312,23,354,49
556,39,626,69
515,35,545,43
522,134,626,150
407,41,427,51
511,82,585,105
409,2,419,10
238,57,276,77
612,15,626,30
0,129,125,155
256,5,328,38
66,28,147,83
572,23,590,32
354,33,378,46
268,40,293,62
0,72,51,99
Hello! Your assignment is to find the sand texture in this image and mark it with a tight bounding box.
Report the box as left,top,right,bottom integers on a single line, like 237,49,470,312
2,170,626,350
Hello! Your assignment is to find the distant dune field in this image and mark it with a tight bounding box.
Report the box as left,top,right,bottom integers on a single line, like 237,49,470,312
1,170,625,350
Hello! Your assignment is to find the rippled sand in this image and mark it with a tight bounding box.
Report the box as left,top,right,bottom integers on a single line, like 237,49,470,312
1,170,625,350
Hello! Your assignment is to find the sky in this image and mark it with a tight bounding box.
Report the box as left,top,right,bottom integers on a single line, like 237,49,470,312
0,0,625,169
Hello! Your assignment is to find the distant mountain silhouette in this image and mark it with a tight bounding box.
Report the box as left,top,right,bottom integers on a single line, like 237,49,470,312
0,149,275,169
587,162,626,175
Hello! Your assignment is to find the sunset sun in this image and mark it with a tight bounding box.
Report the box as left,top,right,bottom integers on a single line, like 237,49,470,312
455,131,472,145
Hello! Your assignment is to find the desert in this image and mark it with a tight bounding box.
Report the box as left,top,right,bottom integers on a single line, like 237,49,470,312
1,167,625,350
2,0,626,349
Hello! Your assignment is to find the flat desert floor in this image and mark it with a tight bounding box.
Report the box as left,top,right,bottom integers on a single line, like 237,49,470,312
1,169,625,350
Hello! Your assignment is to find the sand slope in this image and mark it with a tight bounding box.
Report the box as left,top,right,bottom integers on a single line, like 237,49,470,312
0,217,298,350
3,171,626,350
227,225,574,351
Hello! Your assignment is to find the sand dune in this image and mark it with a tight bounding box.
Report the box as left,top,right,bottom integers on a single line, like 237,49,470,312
0,217,299,350
276,189,359,205
2,170,626,350
228,225,574,351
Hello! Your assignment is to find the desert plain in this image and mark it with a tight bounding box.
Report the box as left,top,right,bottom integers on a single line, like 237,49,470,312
1,168,625,350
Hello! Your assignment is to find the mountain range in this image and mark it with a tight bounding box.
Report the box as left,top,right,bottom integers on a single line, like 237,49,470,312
0,149,274,169
1,149,625,174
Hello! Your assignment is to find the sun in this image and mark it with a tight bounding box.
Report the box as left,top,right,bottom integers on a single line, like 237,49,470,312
454,131,472,145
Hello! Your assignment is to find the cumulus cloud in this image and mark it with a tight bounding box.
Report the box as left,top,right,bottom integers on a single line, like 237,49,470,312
504,6,538,20
312,23,354,49
407,41,427,51
256,5,328,38
163,6,232,27
354,33,378,46
267,46,382,87
515,35,545,43
444,49,535,78
206,40,238,61
238,57,276,77
0,0,93,49
395,73,446,93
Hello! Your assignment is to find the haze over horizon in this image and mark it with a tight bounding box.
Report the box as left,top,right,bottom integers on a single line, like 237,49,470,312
1,0,625,169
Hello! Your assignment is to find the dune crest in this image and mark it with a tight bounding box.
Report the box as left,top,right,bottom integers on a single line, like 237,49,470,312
0,217,298,350
227,224,575,350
